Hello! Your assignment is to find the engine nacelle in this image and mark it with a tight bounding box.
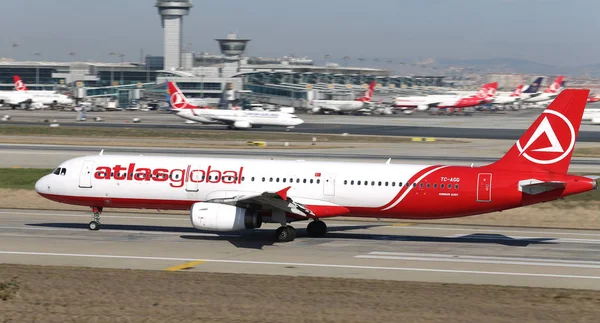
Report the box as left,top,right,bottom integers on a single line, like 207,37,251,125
190,202,262,231
311,107,321,113
233,120,251,129
416,104,429,111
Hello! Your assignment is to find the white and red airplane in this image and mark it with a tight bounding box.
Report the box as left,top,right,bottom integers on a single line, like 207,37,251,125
310,81,376,114
492,84,524,106
393,82,497,112
522,76,564,104
35,89,596,242
13,75,73,106
168,82,304,129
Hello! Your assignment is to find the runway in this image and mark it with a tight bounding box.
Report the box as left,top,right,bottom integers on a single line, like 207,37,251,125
1,208,600,290
4,109,600,141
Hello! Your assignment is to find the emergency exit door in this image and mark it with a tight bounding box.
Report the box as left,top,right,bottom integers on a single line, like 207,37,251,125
323,174,336,196
476,173,492,202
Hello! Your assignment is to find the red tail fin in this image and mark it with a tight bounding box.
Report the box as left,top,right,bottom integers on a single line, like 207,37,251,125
544,76,564,93
13,75,28,92
511,84,524,97
357,81,376,102
491,89,589,173
474,82,498,99
167,81,198,110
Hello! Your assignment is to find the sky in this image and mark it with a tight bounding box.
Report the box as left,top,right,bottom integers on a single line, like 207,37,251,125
0,0,598,67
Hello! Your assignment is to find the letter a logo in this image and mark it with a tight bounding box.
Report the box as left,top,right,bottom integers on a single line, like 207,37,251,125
516,110,575,165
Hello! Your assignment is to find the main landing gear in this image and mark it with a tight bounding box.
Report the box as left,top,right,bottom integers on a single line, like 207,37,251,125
274,220,328,243
89,206,102,231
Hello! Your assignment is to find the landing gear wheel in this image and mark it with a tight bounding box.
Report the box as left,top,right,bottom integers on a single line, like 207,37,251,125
88,221,100,231
307,220,327,237
275,226,296,242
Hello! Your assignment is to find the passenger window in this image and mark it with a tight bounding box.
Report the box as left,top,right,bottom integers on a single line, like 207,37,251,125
406,182,410,187
296,179,300,183
60,168,67,176
413,183,417,187
344,180,348,185
441,184,445,188
392,182,395,187
399,182,403,187
455,184,459,189
426,183,430,188
385,182,388,186
310,179,314,184
276,178,280,182
262,177,265,182
357,181,361,185
378,181,381,186
364,181,368,186
303,179,307,183
371,181,375,186
317,179,320,184
351,180,354,185
251,177,254,181
269,178,273,182
433,184,437,188
282,178,286,183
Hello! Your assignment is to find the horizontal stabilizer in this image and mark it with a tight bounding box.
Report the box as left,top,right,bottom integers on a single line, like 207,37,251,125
519,179,566,195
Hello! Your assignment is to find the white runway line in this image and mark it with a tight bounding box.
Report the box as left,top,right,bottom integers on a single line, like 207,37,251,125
389,225,600,237
0,226,239,237
356,251,600,269
1,250,600,280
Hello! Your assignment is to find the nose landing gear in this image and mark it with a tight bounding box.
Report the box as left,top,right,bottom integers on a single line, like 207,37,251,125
89,206,103,230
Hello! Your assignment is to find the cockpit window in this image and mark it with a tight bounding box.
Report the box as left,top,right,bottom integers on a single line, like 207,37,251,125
53,168,61,175
60,168,67,176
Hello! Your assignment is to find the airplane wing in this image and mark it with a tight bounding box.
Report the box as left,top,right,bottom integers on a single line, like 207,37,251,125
519,179,566,195
206,187,316,217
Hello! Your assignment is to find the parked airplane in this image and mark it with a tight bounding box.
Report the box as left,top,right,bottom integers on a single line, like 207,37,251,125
168,82,303,129
587,94,600,103
522,76,564,104
393,82,497,112
492,84,523,106
34,89,595,242
0,90,30,107
309,81,376,114
13,75,73,106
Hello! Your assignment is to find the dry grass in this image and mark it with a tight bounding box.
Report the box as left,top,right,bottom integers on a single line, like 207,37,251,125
0,264,599,323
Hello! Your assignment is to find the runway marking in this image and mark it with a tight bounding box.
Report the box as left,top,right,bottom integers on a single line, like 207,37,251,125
1,250,600,281
391,223,413,227
357,252,600,269
389,225,600,237
164,261,205,271
0,211,188,221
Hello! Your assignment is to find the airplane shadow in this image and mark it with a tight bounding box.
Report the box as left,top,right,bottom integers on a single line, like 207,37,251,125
27,223,556,249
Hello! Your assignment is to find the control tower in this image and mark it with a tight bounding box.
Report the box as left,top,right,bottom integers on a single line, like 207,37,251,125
155,0,193,71
215,33,251,57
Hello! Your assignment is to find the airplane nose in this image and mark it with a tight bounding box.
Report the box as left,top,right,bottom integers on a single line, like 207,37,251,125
35,175,49,194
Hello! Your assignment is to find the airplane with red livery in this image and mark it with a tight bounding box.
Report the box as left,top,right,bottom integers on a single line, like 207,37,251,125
167,81,303,129
309,81,376,114
35,89,597,242
393,82,497,113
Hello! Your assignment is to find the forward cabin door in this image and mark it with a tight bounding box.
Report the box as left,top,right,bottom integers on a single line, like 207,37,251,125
186,165,200,192
476,173,492,202
78,160,95,188
323,174,336,196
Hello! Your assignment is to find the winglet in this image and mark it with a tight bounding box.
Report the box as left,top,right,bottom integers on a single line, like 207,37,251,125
385,158,391,164
99,149,104,156
275,186,292,200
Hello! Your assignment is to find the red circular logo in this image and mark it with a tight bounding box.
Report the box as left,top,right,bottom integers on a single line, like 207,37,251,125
516,110,575,165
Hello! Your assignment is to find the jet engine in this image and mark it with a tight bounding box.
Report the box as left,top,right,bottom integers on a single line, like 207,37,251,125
416,104,429,111
190,202,262,231
233,120,251,129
